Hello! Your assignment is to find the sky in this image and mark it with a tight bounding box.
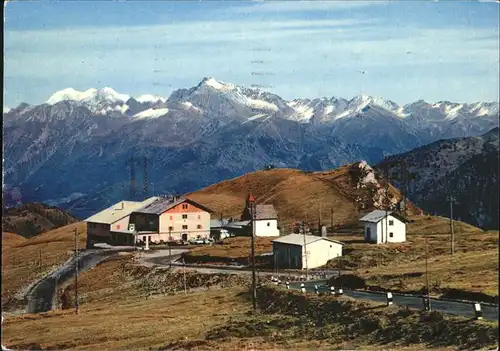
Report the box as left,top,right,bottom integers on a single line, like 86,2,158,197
4,0,500,108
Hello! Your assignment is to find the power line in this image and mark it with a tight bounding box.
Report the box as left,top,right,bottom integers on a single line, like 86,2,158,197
450,195,456,255
384,163,390,244
126,156,137,200
424,235,432,311
249,194,257,312
302,221,309,280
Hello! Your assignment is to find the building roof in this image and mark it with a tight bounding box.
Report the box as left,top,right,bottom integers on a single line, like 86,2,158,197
226,220,251,228
272,233,344,247
359,210,409,223
134,196,213,215
254,204,277,220
85,197,159,224
210,218,232,228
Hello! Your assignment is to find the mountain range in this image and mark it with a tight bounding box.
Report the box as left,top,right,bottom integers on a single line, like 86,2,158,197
377,128,499,229
2,202,78,238
3,77,499,222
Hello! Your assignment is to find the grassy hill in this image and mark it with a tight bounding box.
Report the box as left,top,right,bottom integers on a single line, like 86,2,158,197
1,222,87,311
2,232,27,249
2,203,78,238
326,215,498,301
187,162,422,229
2,256,497,350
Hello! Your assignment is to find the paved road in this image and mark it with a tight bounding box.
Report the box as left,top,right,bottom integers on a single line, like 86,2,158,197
289,280,499,322
25,249,127,314
139,251,343,279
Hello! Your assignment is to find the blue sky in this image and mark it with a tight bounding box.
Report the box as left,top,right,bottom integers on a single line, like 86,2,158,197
4,1,499,108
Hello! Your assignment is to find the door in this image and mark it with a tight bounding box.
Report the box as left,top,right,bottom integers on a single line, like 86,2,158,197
365,227,371,241
182,233,188,242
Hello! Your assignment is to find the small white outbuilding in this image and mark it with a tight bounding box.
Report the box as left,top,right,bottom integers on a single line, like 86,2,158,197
360,210,409,244
272,234,344,270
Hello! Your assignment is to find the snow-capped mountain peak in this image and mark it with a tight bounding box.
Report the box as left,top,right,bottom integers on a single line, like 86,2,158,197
47,87,97,105
348,95,399,113
46,87,131,115
33,79,499,123
47,87,130,105
135,94,167,104
198,77,235,92
97,87,130,102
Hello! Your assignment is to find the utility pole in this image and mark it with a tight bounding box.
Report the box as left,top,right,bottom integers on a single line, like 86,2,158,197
54,274,58,310
450,196,455,255
169,228,172,268
249,194,257,312
275,250,279,275
318,202,322,234
425,235,432,311
330,208,334,229
302,221,309,280
126,156,137,200
182,258,187,295
74,228,79,315
384,163,390,244
402,159,409,220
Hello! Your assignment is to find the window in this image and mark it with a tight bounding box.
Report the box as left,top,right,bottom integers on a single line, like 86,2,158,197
169,216,173,220
267,222,270,227
182,214,188,219
389,220,394,226
168,226,173,231
197,215,201,220
142,236,146,241
389,232,394,238
116,224,120,230
182,204,188,209
197,225,202,229
182,225,188,230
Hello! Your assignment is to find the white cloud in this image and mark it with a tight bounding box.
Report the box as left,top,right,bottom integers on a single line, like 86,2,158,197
4,6,499,106
231,1,387,14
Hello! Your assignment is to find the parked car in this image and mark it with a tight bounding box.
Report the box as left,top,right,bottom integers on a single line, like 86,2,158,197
189,237,213,245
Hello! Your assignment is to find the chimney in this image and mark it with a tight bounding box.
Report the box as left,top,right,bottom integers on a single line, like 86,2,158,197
321,225,327,237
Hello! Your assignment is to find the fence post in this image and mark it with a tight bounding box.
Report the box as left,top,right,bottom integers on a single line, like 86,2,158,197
301,283,306,293
330,286,335,295
337,288,343,296
423,296,431,311
474,303,483,320
314,285,319,295
286,281,290,290
386,292,393,306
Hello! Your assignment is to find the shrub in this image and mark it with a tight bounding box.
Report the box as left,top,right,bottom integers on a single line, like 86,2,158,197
329,274,366,289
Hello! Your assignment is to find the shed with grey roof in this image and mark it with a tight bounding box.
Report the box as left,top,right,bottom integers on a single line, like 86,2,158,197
272,233,344,270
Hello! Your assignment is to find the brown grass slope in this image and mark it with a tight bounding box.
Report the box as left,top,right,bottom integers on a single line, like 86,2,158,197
1,222,87,311
188,163,421,229
2,202,78,238
2,260,497,351
327,215,499,300
2,232,27,249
